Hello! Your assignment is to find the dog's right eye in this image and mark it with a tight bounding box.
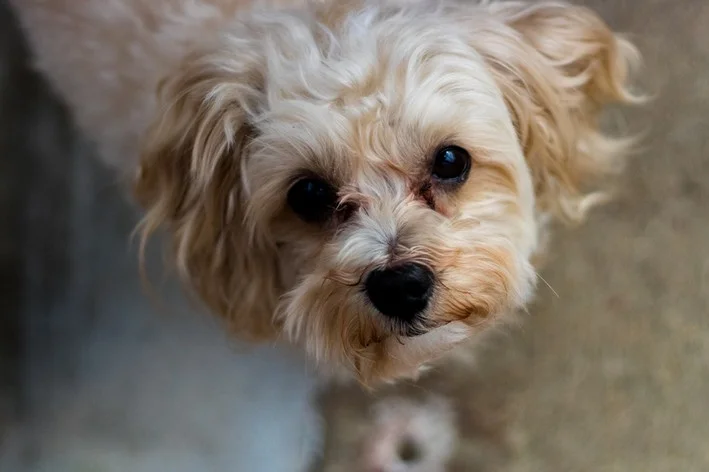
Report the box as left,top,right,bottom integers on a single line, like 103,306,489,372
287,177,338,223
432,146,471,182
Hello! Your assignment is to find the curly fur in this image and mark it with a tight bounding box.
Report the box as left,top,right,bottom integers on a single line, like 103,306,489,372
10,0,641,386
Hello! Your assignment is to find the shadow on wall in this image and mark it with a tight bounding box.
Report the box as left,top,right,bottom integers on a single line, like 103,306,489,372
1,0,38,431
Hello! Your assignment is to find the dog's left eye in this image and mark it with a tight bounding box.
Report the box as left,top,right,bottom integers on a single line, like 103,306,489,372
432,146,471,182
287,177,338,223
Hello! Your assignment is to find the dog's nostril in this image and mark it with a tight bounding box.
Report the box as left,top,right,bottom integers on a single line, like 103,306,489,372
364,263,434,322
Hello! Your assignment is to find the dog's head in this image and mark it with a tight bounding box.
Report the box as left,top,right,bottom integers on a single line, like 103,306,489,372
135,0,639,384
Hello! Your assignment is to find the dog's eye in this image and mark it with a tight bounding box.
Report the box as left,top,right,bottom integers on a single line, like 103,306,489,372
432,146,471,182
287,177,338,223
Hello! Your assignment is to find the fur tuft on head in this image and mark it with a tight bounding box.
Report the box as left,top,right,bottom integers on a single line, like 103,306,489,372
472,1,643,222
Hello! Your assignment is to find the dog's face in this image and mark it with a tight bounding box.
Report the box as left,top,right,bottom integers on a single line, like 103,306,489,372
136,1,638,384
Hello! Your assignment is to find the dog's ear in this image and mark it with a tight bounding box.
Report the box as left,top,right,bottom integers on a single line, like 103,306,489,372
134,43,282,340
472,2,642,222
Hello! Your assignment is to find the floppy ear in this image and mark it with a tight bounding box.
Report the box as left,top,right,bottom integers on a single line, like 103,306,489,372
472,2,642,222
134,43,282,340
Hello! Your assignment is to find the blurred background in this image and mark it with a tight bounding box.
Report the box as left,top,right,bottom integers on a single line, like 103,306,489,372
1,0,708,471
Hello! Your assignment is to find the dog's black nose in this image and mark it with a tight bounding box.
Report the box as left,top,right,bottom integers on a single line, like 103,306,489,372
365,263,434,322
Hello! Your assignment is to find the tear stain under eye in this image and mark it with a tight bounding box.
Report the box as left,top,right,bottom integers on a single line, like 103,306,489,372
334,200,358,224
415,180,455,218
418,181,436,210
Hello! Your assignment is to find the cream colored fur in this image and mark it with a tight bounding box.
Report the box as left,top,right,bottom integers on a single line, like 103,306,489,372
10,0,640,387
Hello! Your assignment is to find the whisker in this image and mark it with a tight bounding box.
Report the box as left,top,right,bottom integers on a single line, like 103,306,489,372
536,272,560,298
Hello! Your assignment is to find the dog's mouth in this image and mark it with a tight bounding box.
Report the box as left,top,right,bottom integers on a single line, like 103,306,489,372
403,322,430,337
392,318,437,338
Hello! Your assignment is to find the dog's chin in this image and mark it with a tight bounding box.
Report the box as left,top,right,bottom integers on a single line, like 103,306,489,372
402,324,429,338
281,301,462,385
354,320,475,386
385,316,435,338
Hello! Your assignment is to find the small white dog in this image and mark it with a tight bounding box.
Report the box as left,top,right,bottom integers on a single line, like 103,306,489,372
9,0,640,385
8,0,639,468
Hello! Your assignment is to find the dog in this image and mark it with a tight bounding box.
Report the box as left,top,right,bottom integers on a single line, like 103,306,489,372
9,0,641,386
8,0,639,466
10,0,642,470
